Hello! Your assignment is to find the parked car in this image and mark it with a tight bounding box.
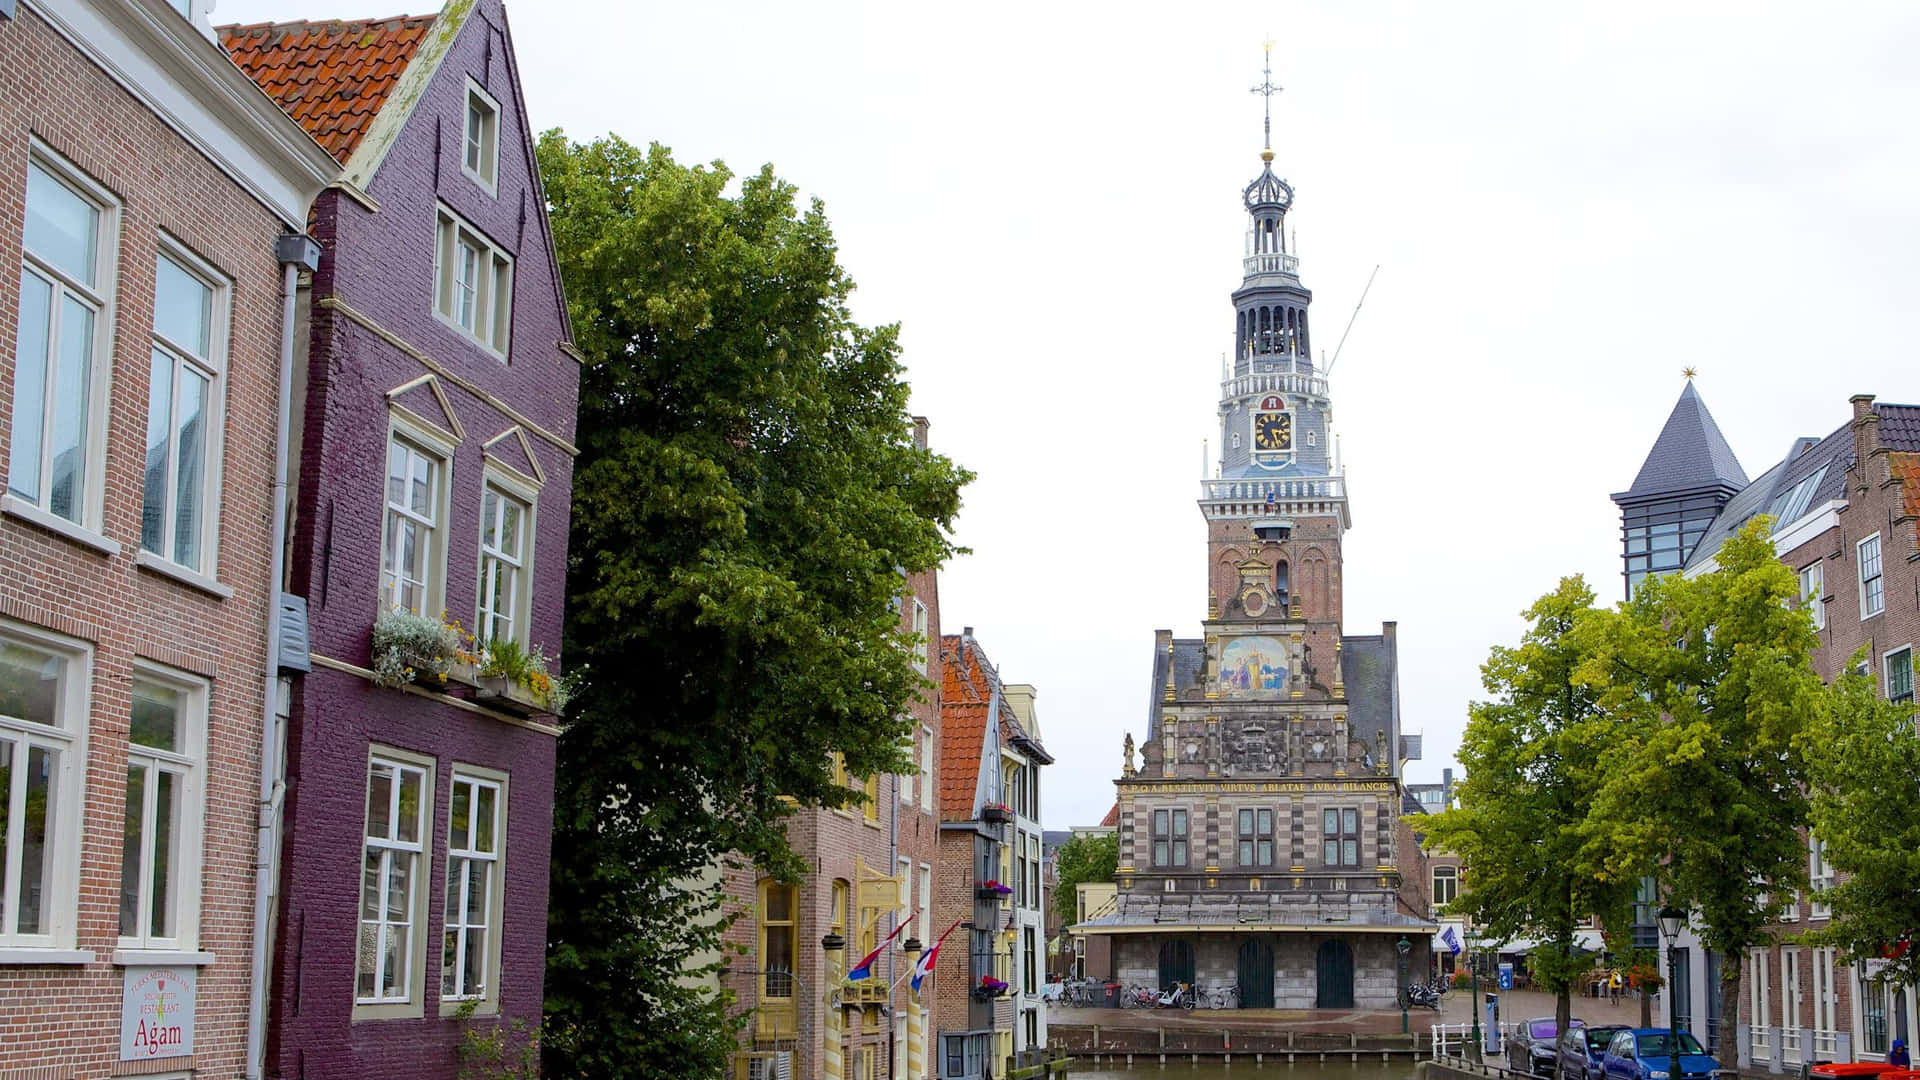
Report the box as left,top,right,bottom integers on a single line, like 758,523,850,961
1561,1025,1632,1080
1599,1028,1718,1080
1511,1017,1586,1077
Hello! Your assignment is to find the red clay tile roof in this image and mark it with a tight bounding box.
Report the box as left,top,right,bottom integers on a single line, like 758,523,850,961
1099,802,1119,828
219,15,436,164
938,634,992,821
1892,452,1920,520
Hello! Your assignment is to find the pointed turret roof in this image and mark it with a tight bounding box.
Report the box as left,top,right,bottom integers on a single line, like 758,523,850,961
1617,381,1748,501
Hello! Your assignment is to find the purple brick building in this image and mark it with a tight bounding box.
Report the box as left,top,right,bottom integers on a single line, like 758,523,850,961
223,3,579,1074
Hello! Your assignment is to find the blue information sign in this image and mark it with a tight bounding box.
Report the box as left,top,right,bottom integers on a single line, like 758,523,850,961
1498,963,1514,990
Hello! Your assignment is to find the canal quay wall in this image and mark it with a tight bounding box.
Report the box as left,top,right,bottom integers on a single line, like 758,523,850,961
1052,1024,1430,1064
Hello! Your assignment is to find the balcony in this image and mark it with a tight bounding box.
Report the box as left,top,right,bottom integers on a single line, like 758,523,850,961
1243,251,1300,277
1221,368,1328,402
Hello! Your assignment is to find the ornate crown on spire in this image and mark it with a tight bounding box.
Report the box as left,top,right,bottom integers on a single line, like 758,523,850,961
1244,163,1294,213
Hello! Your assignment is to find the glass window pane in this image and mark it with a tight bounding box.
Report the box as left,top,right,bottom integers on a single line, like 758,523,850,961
25,163,97,284
474,784,495,853
0,741,10,928
396,768,421,844
151,769,178,938
409,453,433,517
1323,840,1338,865
9,271,54,502
0,642,63,728
466,862,489,923
463,926,486,994
764,883,790,924
498,498,521,558
130,681,181,751
449,782,470,852
140,349,173,555
120,763,146,937
480,490,498,550
48,296,94,523
356,923,379,998
1323,809,1337,834
442,923,459,999
1258,809,1272,832
361,850,384,920
21,744,57,934
1238,840,1252,864
366,763,393,840
1344,839,1358,865
1343,808,1359,832
383,921,408,998
153,256,210,356
171,367,208,569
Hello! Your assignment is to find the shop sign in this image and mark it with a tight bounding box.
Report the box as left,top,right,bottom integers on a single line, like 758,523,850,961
121,966,196,1061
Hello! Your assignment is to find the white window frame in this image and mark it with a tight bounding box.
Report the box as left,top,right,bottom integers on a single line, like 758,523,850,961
356,748,434,1017
1750,948,1771,1038
440,765,506,1011
433,205,513,358
474,469,536,647
118,663,207,953
1809,834,1833,919
0,619,91,954
461,79,501,196
138,238,230,579
1432,865,1458,909
1859,533,1884,619
1800,562,1825,630
380,416,455,618
898,725,914,806
1885,645,1914,705
920,726,935,813
1814,946,1838,1033
911,600,929,673
5,145,118,537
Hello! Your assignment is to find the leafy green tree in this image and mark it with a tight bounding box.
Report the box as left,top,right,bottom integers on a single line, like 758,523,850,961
537,131,971,1078
1802,654,1920,984
1050,832,1119,934
1581,518,1823,1070
1424,576,1636,1076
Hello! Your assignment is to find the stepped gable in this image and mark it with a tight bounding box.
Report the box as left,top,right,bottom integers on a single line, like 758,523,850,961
219,14,437,163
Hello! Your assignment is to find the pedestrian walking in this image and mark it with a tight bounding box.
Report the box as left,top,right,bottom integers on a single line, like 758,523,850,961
1608,970,1624,1005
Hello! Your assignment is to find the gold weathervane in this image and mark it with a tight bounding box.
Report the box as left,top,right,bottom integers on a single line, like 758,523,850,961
1682,366,1698,380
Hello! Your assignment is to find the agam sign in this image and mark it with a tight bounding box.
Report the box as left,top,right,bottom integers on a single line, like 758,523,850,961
121,966,196,1060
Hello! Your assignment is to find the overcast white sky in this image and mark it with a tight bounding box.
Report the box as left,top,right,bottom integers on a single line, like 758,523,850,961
218,0,1920,831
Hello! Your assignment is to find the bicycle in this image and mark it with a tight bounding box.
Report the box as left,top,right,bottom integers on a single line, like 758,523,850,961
1204,983,1241,1009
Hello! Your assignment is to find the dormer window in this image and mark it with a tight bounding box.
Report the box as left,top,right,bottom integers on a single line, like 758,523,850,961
463,80,500,195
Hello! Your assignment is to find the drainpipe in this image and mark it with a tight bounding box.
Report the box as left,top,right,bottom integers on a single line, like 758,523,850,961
247,235,321,1080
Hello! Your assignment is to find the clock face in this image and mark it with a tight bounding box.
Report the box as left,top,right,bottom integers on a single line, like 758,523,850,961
1253,410,1293,452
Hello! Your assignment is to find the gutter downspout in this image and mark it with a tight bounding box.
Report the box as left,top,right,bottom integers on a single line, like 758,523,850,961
248,237,319,1080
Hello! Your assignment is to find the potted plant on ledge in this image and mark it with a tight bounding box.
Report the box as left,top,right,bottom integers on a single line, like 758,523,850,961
370,609,465,690
976,879,1014,902
472,638,569,717
981,803,1014,824
973,976,1009,1001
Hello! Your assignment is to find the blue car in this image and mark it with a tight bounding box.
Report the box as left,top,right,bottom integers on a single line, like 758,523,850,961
1600,1028,1719,1080
1561,1025,1631,1080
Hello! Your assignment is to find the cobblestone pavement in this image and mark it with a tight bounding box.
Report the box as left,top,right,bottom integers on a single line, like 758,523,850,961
1049,987,1659,1035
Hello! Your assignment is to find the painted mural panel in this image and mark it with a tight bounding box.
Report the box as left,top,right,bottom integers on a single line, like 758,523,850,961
1219,635,1288,697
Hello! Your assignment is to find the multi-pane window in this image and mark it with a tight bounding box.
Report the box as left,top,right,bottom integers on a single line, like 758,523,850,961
919,727,935,813
758,879,797,1030
463,82,499,193
1621,496,1720,596
912,600,929,673
476,482,529,644
0,628,85,946
1237,807,1274,867
1151,808,1188,868
1809,834,1833,919
434,207,512,356
120,673,204,949
141,251,224,572
9,156,112,527
1885,646,1914,705
1860,534,1884,618
1322,806,1360,867
359,755,429,1004
1433,865,1459,909
382,435,442,614
1862,965,1889,1055
443,772,502,1000
1800,563,1825,630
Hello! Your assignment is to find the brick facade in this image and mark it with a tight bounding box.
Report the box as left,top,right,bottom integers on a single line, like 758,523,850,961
0,1,330,1075
222,2,582,1075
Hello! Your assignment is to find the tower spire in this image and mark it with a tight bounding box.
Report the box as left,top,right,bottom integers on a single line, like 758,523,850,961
1252,39,1281,156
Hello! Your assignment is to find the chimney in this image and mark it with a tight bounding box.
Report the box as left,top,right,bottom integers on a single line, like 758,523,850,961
911,415,930,451
1442,767,1454,807
1851,394,1887,488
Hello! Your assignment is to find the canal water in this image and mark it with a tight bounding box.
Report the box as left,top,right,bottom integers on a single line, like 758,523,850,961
1069,1060,1418,1079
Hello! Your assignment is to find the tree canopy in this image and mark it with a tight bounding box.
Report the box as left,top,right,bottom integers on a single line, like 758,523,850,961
1050,832,1119,935
538,131,971,1079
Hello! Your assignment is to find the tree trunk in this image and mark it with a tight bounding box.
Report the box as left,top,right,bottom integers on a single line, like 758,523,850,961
1719,954,1744,1073
1557,986,1572,1080
1641,987,1652,1028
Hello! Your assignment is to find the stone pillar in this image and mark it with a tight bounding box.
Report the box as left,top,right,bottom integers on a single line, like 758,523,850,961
904,938,926,1080
824,933,846,1080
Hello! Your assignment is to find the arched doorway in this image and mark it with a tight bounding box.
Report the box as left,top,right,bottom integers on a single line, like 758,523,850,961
1315,938,1354,1008
1159,939,1195,992
1237,938,1275,1008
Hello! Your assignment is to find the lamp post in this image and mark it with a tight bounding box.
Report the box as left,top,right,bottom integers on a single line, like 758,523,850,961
1658,907,1685,1080
823,932,846,1080
1397,936,1412,1035
1468,931,1483,1061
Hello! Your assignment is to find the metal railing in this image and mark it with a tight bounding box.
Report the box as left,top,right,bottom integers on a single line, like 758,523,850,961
1243,252,1301,276
1201,475,1347,505
1220,368,1329,402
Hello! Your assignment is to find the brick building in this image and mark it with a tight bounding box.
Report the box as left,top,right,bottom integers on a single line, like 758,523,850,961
719,418,947,1080
933,630,1049,1078
220,3,580,1075
0,0,335,1075
1614,384,1920,1063
1073,68,1432,1012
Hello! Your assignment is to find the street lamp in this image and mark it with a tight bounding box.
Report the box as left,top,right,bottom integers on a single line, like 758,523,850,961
1397,936,1412,1035
1467,930,1483,1061
1657,907,1685,1080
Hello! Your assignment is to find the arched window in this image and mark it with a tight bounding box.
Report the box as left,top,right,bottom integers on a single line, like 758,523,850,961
1258,308,1271,353
1286,308,1297,356
1275,560,1290,607
1432,866,1458,909
1298,310,1309,361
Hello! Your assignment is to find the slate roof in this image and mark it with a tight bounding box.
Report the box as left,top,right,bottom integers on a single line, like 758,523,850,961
1617,382,1749,501
1144,639,1208,734
1686,403,1920,569
220,15,437,164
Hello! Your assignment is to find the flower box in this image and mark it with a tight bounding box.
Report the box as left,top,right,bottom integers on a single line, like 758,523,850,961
973,976,1009,1000
981,804,1013,824
474,672,555,717
977,880,1014,902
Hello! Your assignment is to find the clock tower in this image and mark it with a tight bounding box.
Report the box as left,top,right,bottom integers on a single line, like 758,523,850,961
1080,49,1427,1012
